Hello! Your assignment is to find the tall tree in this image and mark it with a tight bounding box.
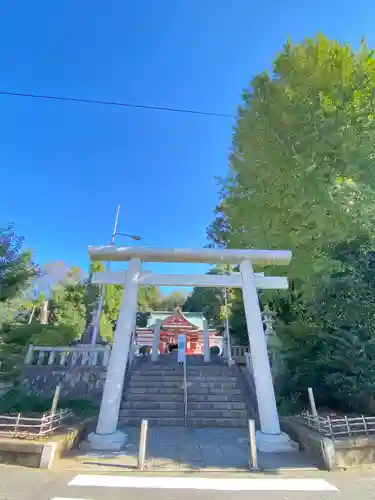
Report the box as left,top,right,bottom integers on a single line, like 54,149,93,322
183,265,238,332
0,224,37,328
138,285,162,312
159,291,186,311
208,35,375,285
49,270,86,339
277,235,375,412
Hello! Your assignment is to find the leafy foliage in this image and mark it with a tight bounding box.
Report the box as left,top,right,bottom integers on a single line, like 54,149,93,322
0,224,38,328
0,386,99,416
208,35,375,285
0,323,78,348
158,291,186,311
277,236,375,413
49,276,86,339
206,34,375,413
138,285,162,311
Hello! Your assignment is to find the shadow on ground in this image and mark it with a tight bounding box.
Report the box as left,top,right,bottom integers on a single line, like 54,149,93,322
70,427,319,472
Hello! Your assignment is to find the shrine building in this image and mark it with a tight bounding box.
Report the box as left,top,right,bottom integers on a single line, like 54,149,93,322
136,307,223,355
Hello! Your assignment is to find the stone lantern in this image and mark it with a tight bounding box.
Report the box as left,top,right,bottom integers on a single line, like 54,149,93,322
262,305,282,376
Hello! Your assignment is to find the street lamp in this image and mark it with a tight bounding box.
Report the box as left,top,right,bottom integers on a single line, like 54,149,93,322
222,264,233,364
90,205,142,346
112,232,142,242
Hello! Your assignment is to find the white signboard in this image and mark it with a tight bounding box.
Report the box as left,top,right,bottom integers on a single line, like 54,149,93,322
177,334,186,363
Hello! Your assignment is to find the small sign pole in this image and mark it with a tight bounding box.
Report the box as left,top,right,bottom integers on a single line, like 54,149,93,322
138,419,148,470
248,419,259,470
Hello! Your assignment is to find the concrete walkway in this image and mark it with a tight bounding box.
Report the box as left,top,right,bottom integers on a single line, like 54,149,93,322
67,427,318,472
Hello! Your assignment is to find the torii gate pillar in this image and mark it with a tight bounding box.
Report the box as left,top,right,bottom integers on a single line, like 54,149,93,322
240,260,297,452
87,258,142,450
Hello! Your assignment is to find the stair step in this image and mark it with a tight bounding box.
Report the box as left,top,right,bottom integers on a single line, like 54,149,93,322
138,366,182,372
120,408,184,418
186,387,243,395
188,418,248,428
131,376,182,382
129,381,183,388
125,393,184,402
121,401,183,410
187,402,246,410
188,409,247,418
187,369,236,375
187,382,239,389
187,376,237,382
188,393,245,402
119,417,185,427
127,387,183,394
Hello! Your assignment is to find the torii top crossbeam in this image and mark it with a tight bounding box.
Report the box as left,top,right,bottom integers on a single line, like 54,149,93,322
88,246,292,266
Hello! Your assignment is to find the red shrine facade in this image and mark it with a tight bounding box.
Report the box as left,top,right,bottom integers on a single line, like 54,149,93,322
135,308,222,355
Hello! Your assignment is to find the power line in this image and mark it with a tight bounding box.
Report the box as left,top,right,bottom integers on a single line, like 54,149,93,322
0,90,235,118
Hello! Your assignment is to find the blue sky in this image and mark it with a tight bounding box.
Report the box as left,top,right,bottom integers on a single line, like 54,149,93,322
0,0,374,291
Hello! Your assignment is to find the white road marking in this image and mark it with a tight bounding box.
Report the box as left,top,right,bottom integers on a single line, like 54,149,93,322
51,498,89,500
68,474,339,491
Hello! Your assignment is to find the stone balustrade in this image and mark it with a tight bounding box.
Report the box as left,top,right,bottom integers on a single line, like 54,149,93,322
24,344,111,368
245,351,253,374
231,345,248,364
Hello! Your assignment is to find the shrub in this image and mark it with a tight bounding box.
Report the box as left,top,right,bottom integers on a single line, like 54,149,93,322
139,345,151,355
0,387,99,417
210,346,220,356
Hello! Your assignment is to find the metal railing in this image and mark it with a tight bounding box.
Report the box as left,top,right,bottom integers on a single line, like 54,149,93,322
25,344,111,368
299,411,375,438
226,328,234,366
183,358,188,428
0,409,72,438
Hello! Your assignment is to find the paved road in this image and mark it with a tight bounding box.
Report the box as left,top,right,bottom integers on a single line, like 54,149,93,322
1,465,375,500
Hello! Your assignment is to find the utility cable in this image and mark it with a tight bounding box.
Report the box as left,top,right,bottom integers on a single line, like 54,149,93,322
0,90,235,118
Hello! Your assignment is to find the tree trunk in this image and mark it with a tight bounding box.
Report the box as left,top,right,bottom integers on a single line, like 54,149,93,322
28,307,36,324
40,300,49,324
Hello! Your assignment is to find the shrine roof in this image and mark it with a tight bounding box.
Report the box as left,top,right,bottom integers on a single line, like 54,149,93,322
146,310,206,330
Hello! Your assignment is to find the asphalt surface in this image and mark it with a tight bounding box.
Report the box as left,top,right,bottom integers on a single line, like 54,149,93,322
1,465,375,500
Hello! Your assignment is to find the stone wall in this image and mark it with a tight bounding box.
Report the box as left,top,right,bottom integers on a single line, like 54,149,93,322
21,365,107,402
0,421,87,469
280,417,375,470
281,417,329,469
332,435,375,468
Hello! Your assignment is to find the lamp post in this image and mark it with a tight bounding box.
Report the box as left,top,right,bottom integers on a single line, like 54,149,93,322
222,264,233,364
90,205,142,347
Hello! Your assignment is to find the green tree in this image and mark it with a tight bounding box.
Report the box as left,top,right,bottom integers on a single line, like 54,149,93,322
277,235,375,413
183,265,243,336
184,266,227,328
208,35,375,285
98,282,123,341
138,285,162,312
49,278,86,339
159,291,186,311
83,261,104,324
0,224,37,328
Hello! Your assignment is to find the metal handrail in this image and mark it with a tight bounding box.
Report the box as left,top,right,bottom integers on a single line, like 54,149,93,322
227,327,233,365
183,358,188,428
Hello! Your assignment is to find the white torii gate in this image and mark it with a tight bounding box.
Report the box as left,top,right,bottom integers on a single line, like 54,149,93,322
87,245,297,453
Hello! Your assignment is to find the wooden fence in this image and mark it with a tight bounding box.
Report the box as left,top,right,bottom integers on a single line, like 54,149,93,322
0,409,72,438
299,411,375,438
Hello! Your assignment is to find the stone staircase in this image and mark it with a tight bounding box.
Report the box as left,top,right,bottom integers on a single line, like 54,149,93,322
120,363,185,426
119,355,249,427
186,364,248,427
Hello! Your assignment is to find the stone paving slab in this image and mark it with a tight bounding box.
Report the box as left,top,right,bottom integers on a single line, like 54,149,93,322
65,427,318,472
